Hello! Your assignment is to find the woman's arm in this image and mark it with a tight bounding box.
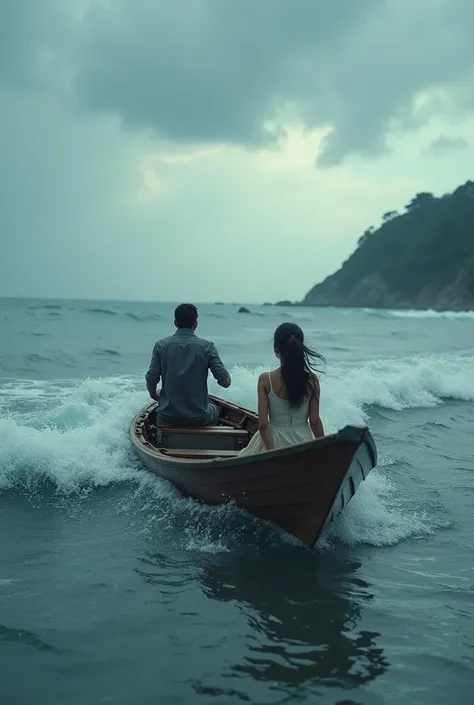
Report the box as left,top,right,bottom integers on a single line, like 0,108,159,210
309,377,325,438
257,373,274,451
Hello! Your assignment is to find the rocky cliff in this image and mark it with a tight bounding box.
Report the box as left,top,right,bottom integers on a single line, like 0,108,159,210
302,181,474,310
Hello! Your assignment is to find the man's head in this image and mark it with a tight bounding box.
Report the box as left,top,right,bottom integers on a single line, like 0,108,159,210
174,303,198,330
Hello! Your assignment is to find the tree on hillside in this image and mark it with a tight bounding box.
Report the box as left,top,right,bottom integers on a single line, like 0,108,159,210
302,179,474,309
382,210,398,222
405,192,435,211
357,226,374,246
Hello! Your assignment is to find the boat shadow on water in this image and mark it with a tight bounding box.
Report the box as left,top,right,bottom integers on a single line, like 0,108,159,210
199,550,388,698
136,544,389,701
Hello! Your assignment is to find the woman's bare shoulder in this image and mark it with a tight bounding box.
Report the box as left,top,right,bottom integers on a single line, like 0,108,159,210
258,368,280,389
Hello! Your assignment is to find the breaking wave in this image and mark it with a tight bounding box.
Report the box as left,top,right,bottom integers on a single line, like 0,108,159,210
27,304,62,311
1,349,470,550
82,308,162,321
18,303,163,322
83,307,117,316
364,308,474,321
91,348,123,358
220,352,474,431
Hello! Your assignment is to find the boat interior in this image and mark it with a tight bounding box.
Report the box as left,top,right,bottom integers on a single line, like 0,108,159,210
142,397,258,461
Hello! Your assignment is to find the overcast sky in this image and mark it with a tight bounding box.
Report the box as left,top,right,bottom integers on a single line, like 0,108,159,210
1,0,474,303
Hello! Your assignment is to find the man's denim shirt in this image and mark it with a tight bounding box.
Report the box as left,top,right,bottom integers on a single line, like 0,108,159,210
146,328,229,425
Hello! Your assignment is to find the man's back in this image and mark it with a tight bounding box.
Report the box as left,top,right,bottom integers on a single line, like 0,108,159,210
146,325,230,426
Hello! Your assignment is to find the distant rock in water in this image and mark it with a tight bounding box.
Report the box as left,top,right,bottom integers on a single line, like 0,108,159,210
300,181,474,311
275,300,294,307
238,306,251,314
214,302,224,305
262,302,273,306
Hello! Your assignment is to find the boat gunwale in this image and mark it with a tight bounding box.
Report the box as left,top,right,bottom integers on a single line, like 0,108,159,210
129,399,376,470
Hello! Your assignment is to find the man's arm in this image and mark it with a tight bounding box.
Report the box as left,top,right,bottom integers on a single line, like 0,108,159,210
145,342,161,401
208,343,231,388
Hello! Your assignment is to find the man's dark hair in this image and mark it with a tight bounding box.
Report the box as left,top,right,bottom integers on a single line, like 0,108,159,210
174,303,198,329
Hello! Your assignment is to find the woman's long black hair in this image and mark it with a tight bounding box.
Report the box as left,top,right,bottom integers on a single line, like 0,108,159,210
274,322,325,409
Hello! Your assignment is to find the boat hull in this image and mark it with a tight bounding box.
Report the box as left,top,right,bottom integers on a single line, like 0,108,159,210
130,399,377,548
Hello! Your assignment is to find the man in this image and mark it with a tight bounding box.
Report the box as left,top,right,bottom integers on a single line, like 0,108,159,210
145,303,231,427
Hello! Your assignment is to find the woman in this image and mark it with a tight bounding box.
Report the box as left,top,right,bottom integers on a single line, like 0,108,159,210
239,322,325,456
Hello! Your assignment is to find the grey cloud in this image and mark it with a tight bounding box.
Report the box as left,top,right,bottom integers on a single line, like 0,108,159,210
74,0,474,165
75,0,376,150
426,135,469,156
0,80,153,299
2,0,474,167
3,0,474,304
0,0,74,90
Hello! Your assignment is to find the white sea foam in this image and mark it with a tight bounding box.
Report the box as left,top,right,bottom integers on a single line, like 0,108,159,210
319,468,445,548
0,351,470,548
365,308,474,321
215,352,474,432
0,378,146,492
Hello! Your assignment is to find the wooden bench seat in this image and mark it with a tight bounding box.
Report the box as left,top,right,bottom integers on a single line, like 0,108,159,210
162,448,239,460
159,425,247,437
156,425,250,453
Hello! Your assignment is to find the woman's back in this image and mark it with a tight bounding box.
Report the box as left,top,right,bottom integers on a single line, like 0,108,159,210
267,372,311,427
263,371,314,448
238,322,325,457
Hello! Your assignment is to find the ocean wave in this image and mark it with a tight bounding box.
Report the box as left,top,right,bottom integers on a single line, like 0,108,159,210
244,309,314,322
214,353,474,432
121,458,445,553
125,312,162,322
27,304,62,311
26,352,76,369
26,308,63,319
0,352,77,374
24,353,54,365
81,307,162,322
91,348,122,358
364,308,474,321
22,304,163,323
0,379,145,493
2,351,473,421
272,311,315,322
0,380,438,551
1,351,471,549
318,468,449,548
83,307,117,316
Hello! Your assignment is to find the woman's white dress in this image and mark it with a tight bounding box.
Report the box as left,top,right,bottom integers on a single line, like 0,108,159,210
238,373,314,456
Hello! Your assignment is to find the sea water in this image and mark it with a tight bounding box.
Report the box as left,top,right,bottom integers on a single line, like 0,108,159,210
1,298,473,704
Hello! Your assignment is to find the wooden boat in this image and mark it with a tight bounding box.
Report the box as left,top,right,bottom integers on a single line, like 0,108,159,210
129,395,377,548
